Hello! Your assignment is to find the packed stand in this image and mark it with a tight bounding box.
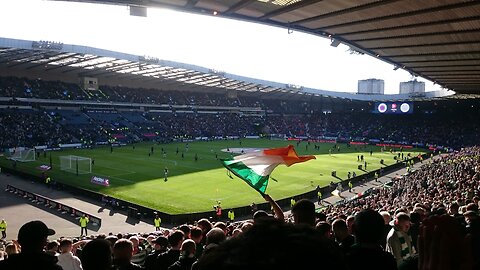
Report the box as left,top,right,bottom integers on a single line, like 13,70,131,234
0,76,479,149
0,109,75,148
0,76,86,100
0,108,478,149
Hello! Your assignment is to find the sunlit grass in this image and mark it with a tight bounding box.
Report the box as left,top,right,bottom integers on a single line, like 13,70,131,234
0,139,426,214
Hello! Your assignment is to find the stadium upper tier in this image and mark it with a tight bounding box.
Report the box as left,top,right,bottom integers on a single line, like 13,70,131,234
0,37,455,101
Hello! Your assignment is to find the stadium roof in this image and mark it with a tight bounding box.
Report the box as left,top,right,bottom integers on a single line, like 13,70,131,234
0,37,455,101
48,0,480,95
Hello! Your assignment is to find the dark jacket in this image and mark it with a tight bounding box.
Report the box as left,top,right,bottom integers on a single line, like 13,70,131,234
144,249,165,270
0,252,63,270
156,249,180,270
168,256,197,270
113,258,144,270
346,244,397,270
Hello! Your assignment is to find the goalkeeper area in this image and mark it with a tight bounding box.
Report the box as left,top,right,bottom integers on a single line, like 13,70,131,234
0,139,427,214
8,148,35,162
60,155,92,174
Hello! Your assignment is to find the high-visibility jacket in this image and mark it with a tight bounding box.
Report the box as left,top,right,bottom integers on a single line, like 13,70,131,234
154,217,161,227
0,221,6,231
80,217,89,227
228,210,235,221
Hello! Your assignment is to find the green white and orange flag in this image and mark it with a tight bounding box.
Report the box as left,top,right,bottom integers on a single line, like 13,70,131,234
220,145,315,194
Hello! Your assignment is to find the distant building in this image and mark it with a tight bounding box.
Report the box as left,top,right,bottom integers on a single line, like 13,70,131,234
399,80,425,94
358,79,384,95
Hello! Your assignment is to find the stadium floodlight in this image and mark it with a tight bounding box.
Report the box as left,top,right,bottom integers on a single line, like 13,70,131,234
9,148,35,162
60,155,92,175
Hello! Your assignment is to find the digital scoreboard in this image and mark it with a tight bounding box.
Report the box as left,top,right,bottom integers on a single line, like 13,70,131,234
373,102,413,114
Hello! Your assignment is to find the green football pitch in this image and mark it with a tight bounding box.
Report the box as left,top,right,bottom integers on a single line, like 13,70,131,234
0,139,427,214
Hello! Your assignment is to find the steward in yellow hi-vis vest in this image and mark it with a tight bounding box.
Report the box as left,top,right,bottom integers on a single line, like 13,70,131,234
154,215,162,231
79,214,89,236
0,219,6,239
228,209,235,222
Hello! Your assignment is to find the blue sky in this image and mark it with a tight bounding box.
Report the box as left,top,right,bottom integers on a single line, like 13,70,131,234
0,0,442,94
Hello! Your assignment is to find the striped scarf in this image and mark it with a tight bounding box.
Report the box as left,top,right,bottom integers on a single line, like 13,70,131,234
396,229,414,259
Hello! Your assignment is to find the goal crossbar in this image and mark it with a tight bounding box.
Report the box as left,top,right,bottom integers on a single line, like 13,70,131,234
9,148,35,162
60,155,91,174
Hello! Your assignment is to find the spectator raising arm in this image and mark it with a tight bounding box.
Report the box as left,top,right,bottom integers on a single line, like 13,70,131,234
262,194,284,221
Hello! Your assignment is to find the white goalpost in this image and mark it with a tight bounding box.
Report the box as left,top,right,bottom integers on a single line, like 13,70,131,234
60,155,92,174
9,148,36,162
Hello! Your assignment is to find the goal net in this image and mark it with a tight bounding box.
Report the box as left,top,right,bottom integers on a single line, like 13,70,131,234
60,155,92,174
9,148,35,162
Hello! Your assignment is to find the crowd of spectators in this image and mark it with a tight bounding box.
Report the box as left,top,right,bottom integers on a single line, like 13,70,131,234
0,76,319,114
1,68,480,268
0,108,478,149
321,146,480,219
0,109,75,148
264,112,479,148
0,76,261,108
0,147,478,269
0,76,478,149
0,76,86,100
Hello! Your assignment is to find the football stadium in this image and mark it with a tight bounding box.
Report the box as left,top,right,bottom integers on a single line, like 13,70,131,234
0,1,479,269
